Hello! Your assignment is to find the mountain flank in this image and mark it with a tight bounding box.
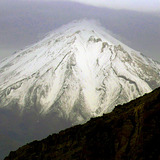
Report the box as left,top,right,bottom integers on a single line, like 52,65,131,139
1,19,160,159
5,87,160,160
1,20,160,125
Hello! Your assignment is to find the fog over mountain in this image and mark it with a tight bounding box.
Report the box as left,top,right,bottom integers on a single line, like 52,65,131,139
0,1,159,62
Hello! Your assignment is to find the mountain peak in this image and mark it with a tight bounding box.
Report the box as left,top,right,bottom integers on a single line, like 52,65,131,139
1,20,160,159
46,19,130,49
0,20,160,124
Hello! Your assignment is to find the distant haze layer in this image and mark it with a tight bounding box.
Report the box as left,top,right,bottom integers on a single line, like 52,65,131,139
0,1,159,62
21,0,160,12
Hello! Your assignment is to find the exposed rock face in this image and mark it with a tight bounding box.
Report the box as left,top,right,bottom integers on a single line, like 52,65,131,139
5,87,160,160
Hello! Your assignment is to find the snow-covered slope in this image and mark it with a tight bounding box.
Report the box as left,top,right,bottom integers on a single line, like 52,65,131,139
0,20,160,124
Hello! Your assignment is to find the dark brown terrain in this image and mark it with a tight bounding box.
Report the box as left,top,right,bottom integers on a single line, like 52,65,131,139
5,87,160,160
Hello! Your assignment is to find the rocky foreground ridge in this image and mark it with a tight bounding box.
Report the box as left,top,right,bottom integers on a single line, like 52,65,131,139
5,87,160,160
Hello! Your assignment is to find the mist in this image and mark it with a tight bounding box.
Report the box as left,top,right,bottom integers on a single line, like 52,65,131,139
0,1,159,62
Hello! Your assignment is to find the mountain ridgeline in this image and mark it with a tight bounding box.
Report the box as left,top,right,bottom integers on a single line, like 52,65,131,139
0,20,160,159
0,20,160,123
5,87,160,160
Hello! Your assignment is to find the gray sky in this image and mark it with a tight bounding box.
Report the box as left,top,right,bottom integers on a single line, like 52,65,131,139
0,0,160,62
27,0,160,12
65,0,160,12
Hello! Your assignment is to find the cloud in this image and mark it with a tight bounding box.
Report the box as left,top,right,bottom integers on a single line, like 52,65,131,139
29,0,159,12
67,0,160,12
15,0,160,12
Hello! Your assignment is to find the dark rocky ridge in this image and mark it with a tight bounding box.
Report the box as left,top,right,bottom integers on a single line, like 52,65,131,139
5,87,160,160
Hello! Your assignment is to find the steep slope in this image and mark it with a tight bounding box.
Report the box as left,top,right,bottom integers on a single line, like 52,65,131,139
0,20,160,124
5,87,160,160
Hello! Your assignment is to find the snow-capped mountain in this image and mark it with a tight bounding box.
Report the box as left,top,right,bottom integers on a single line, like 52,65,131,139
0,20,160,124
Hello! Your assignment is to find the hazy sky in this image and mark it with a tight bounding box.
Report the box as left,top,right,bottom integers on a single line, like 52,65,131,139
66,0,160,12
27,0,160,12
0,0,160,62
